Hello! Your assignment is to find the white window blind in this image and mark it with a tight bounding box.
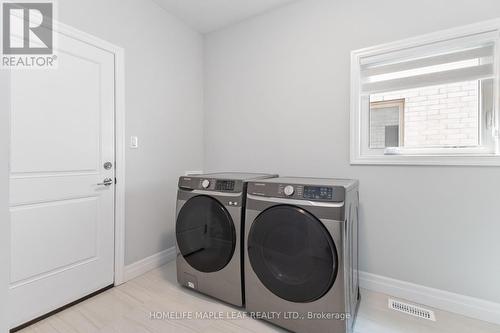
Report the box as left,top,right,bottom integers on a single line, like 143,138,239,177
359,32,497,95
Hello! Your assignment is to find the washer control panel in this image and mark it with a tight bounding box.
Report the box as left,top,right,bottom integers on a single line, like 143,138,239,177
283,185,295,196
250,182,345,202
278,184,304,198
303,186,333,201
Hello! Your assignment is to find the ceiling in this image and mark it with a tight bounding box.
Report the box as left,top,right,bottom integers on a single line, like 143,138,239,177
152,0,298,33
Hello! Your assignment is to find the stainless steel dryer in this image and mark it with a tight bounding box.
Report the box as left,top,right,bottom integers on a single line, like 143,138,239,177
244,177,360,333
176,172,277,307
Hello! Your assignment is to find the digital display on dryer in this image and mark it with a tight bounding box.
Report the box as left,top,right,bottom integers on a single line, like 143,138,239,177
303,186,333,200
215,180,235,191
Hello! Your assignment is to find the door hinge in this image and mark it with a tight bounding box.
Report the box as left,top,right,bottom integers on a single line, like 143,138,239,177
115,178,117,185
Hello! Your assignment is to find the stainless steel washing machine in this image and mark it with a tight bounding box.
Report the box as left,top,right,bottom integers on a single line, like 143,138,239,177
244,177,360,333
176,172,278,307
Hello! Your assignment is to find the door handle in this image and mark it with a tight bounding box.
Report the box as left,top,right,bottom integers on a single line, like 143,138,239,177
97,178,114,186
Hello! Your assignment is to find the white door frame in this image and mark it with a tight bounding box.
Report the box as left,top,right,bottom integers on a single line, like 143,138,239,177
1,66,11,333
23,20,128,285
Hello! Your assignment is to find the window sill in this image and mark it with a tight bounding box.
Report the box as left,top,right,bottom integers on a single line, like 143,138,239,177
350,153,500,166
384,146,494,156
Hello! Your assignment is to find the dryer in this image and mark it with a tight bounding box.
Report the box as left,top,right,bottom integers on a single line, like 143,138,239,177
244,177,360,333
176,172,277,307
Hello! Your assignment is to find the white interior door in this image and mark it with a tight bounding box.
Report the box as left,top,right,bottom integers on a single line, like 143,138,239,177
9,30,116,328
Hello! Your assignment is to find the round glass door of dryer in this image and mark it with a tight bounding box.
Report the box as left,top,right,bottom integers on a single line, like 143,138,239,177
176,195,236,273
247,205,338,303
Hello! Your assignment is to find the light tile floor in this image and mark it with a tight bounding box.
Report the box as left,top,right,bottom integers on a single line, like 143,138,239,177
19,261,500,333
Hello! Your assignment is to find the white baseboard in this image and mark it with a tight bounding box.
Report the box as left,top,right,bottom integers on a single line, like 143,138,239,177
359,271,500,325
123,247,176,282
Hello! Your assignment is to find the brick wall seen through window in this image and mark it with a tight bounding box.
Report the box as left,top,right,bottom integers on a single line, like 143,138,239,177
370,81,479,148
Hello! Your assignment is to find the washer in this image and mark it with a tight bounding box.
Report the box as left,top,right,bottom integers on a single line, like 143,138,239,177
176,172,278,307
244,177,360,333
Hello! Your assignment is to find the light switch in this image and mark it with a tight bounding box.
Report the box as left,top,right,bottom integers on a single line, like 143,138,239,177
130,136,139,149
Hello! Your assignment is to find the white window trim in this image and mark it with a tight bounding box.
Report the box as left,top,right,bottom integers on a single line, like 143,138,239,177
350,18,500,166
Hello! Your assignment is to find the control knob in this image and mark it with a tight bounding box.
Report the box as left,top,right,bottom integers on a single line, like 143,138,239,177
201,179,210,189
283,185,295,196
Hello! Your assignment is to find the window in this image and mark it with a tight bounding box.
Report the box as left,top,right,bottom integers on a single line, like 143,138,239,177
351,20,500,166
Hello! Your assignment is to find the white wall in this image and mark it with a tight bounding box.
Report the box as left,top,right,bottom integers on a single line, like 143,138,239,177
0,72,10,333
58,0,204,265
204,0,500,303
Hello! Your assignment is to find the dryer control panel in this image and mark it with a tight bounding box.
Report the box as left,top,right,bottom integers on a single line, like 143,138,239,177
215,180,236,191
178,176,243,193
